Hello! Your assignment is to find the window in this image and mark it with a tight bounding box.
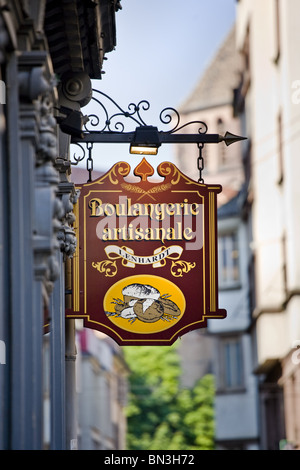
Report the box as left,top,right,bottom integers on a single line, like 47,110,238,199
118,376,128,407
220,337,244,390
218,231,240,288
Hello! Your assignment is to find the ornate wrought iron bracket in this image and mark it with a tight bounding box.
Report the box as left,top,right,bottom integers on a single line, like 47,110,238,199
70,89,247,179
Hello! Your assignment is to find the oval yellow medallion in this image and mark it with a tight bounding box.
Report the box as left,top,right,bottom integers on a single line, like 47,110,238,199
104,274,186,334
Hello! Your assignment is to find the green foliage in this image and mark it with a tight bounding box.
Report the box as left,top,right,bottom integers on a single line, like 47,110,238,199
123,343,215,450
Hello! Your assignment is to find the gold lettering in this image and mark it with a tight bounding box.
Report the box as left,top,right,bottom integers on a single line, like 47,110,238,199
175,222,182,239
112,227,119,239
102,227,112,241
89,198,103,216
166,227,176,240
144,227,153,241
134,227,144,240
155,204,165,221
190,203,200,215
122,225,129,240
105,203,115,216
115,201,127,217
166,203,175,216
183,227,194,240
175,203,182,216
127,223,133,240
145,203,155,219
89,197,201,219
131,203,141,217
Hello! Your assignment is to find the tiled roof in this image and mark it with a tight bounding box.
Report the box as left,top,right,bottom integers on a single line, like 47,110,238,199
179,25,242,113
218,185,248,218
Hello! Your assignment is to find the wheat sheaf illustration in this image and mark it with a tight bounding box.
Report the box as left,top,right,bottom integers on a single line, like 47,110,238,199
121,182,172,201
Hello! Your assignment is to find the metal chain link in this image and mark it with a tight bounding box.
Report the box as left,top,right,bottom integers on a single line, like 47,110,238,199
86,142,94,182
197,142,204,184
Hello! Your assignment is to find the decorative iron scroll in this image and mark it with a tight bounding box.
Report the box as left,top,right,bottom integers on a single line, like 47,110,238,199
70,89,247,185
71,89,209,167
84,89,208,135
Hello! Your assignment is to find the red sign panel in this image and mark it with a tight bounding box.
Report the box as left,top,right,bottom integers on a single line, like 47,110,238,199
66,159,226,345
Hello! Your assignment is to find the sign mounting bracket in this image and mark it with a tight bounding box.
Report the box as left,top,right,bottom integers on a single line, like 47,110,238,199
69,89,247,180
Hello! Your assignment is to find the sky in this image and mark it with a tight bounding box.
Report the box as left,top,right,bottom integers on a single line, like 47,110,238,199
73,0,236,174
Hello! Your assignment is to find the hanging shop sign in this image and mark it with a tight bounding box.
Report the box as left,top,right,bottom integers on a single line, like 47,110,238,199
66,158,226,345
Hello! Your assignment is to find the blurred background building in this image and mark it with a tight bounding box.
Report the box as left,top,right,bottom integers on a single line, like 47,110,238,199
178,0,300,451
76,327,129,450
176,25,260,450
235,0,300,450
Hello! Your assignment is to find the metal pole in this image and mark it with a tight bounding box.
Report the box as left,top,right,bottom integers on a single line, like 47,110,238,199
65,258,77,450
50,251,65,450
71,131,222,144
65,318,77,450
71,130,246,146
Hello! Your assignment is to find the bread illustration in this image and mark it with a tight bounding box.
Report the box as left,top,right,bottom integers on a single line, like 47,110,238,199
109,283,181,324
122,284,160,302
134,298,164,323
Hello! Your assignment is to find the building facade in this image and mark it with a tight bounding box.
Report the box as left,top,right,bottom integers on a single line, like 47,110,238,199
235,0,300,450
178,0,300,450
176,26,260,449
76,328,128,450
0,0,123,450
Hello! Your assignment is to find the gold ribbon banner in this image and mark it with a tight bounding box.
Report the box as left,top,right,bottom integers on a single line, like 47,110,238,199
104,245,183,268
92,245,196,277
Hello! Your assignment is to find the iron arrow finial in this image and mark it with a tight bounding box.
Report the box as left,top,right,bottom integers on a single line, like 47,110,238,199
221,131,247,146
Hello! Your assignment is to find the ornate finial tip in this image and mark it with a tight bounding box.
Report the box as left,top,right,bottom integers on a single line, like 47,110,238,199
222,131,247,146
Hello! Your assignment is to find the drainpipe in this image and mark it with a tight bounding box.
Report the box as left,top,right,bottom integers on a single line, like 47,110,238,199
57,71,92,450
65,257,77,450
65,318,77,450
